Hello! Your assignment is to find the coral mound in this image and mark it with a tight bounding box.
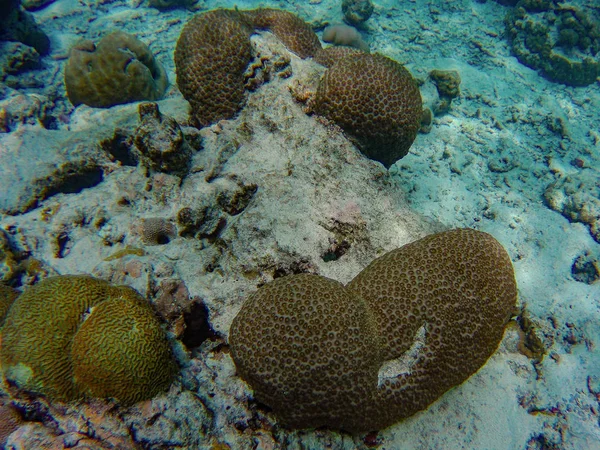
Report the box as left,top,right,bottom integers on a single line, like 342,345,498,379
65,31,168,108
312,52,422,168
175,8,421,168
0,275,176,405
230,229,517,431
174,9,253,127
175,8,321,127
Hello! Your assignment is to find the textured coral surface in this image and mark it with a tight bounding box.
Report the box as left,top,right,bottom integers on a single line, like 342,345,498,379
174,9,253,127
0,275,175,404
230,229,517,431
65,31,168,108
313,53,422,168
240,8,322,59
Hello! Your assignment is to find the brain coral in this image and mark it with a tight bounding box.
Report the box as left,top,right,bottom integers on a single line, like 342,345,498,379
0,275,176,404
230,229,517,431
312,52,422,168
230,274,383,430
65,31,168,108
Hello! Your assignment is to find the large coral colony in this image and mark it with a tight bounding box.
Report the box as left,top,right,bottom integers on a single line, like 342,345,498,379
0,3,519,437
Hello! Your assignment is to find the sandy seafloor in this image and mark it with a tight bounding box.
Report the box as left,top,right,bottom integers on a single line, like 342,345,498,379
0,0,599,448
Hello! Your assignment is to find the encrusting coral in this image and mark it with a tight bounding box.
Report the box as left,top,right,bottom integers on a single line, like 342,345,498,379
0,275,176,405
230,228,517,431
175,8,422,168
65,31,168,108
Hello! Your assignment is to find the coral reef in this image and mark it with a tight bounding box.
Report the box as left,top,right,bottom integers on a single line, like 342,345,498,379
175,9,253,127
175,8,322,127
230,229,517,431
505,1,600,86
0,275,176,404
312,53,422,168
342,0,374,26
65,31,168,108
175,8,420,168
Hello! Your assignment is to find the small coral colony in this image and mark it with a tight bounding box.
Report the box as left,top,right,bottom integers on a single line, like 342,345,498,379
6,0,566,436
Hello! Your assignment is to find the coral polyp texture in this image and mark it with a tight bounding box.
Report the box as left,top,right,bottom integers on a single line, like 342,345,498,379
230,229,517,431
64,31,168,108
0,275,176,405
175,8,422,168
175,8,322,127
313,53,422,168
239,8,322,59
0,284,18,327
174,9,253,127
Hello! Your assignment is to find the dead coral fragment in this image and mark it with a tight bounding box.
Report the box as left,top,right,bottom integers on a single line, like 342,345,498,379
230,229,517,431
65,31,168,108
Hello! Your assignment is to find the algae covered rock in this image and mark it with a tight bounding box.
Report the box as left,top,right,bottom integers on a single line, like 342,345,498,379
342,0,374,26
133,102,193,177
230,229,517,431
0,275,176,404
65,31,168,108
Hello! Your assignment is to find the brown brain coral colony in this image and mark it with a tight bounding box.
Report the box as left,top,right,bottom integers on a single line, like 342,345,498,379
230,229,517,432
175,8,422,167
313,53,422,168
